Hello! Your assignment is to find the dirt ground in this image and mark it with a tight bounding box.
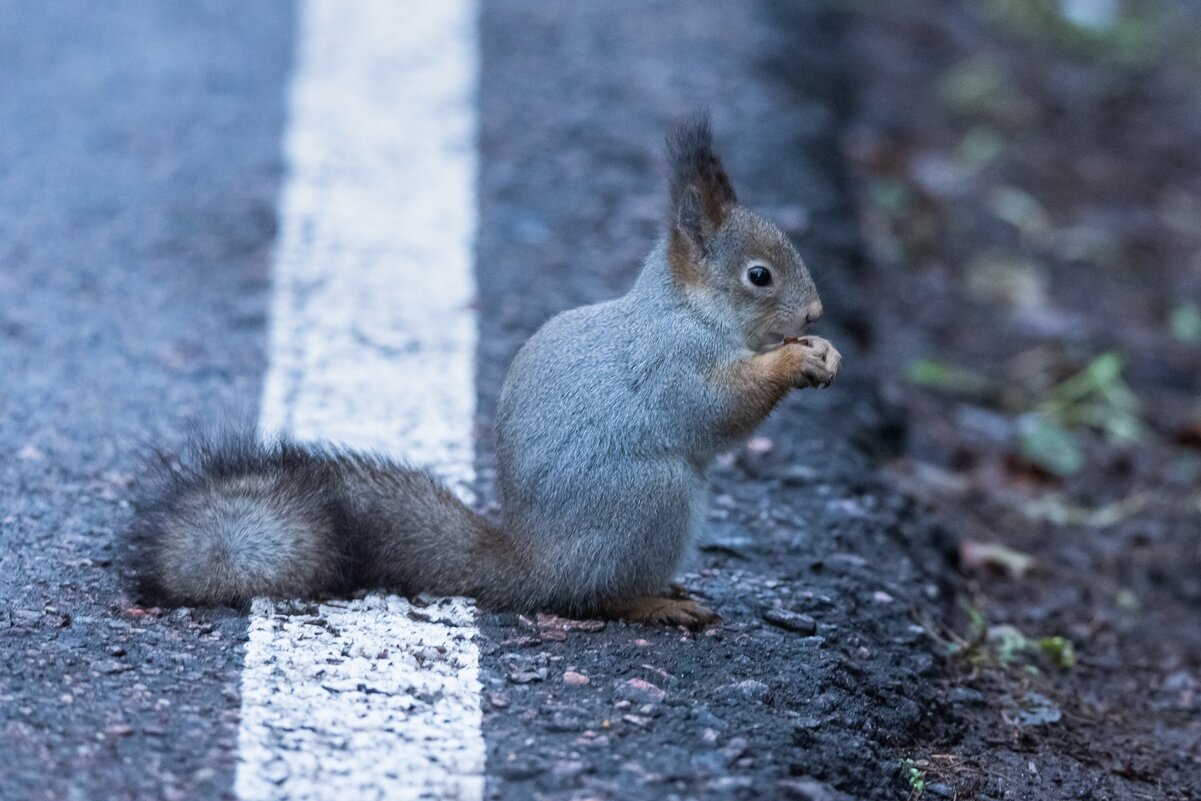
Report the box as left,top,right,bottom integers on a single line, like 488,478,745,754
837,1,1201,798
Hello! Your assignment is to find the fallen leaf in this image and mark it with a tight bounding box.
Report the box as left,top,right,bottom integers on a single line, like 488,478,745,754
1020,491,1152,527
535,613,606,633
960,540,1035,578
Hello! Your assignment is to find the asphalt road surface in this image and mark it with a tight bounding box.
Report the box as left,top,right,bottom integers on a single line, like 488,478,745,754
0,2,951,799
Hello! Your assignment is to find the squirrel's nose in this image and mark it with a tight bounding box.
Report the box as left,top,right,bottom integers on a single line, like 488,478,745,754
804,300,823,325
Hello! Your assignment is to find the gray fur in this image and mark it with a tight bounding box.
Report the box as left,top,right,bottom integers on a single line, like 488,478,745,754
130,115,826,616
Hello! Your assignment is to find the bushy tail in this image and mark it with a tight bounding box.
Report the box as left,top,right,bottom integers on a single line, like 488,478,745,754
129,437,516,608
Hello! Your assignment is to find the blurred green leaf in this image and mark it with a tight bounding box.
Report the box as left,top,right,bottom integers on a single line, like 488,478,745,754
965,254,1049,310
939,55,1010,115
906,359,993,397
979,0,1167,68
964,604,988,640
1037,636,1078,668
989,624,1030,665
989,185,1052,236
958,125,1005,168
1116,589,1142,614
987,625,1077,670
1169,302,1201,342
1060,0,1119,30
1041,352,1142,443
1020,490,1152,526
1020,416,1084,475
868,178,911,216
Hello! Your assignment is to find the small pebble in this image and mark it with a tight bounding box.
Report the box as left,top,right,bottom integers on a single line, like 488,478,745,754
506,667,548,684
551,760,587,778
692,705,727,729
616,677,666,704
779,777,843,801
721,737,749,763
745,436,774,455
725,679,769,702
763,608,818,635
498,762,544,780
545,713,584,733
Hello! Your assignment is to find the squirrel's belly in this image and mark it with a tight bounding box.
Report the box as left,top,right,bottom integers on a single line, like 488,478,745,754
501,448,700,604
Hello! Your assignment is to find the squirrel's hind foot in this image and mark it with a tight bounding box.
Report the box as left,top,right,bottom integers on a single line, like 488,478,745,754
604,596,719,630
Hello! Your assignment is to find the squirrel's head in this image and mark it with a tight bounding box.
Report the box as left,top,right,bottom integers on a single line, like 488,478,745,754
665,115,822,353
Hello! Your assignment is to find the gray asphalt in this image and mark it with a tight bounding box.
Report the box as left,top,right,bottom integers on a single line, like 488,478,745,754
1,3,292,798
1,2,952,800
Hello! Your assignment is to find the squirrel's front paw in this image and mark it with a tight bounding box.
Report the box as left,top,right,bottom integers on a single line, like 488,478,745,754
784,335,841,389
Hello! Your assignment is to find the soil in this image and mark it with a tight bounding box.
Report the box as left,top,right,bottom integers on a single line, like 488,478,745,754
837,1,1201,798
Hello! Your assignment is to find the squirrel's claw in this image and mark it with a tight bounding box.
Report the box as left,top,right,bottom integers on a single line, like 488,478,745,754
788,335,841,389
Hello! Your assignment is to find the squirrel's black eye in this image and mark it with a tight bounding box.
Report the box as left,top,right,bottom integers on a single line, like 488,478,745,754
746,265,772,287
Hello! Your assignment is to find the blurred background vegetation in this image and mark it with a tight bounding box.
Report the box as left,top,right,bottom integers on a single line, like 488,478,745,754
843,0,1200,508
835,0,1201,793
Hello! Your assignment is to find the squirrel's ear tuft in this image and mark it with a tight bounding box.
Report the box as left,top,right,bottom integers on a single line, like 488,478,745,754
667,112,737,247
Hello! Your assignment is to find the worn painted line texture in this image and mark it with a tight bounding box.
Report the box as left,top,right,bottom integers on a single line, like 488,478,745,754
239,0,484,799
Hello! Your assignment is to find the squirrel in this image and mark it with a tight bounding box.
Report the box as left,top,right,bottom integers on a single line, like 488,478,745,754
131,115,840,628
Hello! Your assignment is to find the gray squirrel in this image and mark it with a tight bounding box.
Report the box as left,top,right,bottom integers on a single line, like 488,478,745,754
132,115,840,628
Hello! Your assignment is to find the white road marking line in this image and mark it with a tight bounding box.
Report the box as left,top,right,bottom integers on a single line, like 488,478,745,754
240,0,483,798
